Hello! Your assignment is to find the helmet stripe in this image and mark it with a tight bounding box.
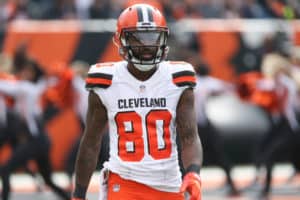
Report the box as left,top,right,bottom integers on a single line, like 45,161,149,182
136,7,143,22
136,6,154,23
147,7,153,22
141,6,149,22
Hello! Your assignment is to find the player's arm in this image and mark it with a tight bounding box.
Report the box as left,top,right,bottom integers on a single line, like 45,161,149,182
176,88,203,200
0,80,21,97
72,91,108,199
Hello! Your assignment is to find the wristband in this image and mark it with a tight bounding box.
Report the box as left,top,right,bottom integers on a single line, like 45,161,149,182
73,184,87,199
185,164,201,174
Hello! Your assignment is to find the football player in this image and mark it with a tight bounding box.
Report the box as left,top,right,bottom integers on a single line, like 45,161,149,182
0,58,70,200
72,3,203,200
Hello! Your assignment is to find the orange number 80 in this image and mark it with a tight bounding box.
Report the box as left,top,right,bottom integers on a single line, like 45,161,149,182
115,110,172,162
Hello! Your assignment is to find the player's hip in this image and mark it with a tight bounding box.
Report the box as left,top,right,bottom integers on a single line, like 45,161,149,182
107,172,184,200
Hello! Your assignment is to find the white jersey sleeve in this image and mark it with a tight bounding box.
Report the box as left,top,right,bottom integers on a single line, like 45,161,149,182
85,62,115,90
85,62,117,106
167,61,196,89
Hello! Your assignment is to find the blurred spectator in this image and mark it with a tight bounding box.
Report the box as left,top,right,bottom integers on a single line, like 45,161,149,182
160,0,176,21
260,31,291,57
198,0,224,18
75,0,93,19
166,0,186,20
173,0,202,19
239,53,299,198
40,61,75,112
0,0,51,20
10,0,30,20
106,0,124,18
0,0,30,23
0,0,14,24
259,53,299,197
125,0,163,12
43,0,78,19
0,54,12,74
223,0,242,18
287,44,300,183
0,53,14,132
236,71,263,101
260,0,300,19
290,46,300,90
89,0,111,19
194,62,239,196
0,48,71,200
240,0,267,18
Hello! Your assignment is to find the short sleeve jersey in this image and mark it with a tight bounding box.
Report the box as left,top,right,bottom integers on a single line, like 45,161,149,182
86,61,196,192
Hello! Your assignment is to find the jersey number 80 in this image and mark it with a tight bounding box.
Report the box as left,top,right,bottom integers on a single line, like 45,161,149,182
115,110,172,162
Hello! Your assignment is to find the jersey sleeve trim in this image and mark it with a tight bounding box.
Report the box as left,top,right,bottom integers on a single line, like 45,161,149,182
172,70,196,87
85,72,113,89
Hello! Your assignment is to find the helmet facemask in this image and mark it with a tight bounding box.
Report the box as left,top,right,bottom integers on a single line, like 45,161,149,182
119,27,169,71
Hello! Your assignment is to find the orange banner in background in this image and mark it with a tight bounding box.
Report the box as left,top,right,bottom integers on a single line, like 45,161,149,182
198,31,239,82
3,21,81,71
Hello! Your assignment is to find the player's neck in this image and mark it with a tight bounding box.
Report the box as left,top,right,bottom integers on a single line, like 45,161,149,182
127,63,157,81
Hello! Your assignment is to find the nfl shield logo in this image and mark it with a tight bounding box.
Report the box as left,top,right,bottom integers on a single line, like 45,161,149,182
139,85,146,93
113,184,120,192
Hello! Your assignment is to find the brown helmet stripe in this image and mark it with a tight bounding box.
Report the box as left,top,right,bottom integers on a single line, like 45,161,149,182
136,5,153,23
147,7,153,22
136,6,143,22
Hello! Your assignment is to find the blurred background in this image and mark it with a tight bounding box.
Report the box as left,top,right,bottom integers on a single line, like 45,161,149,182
0,0,300,199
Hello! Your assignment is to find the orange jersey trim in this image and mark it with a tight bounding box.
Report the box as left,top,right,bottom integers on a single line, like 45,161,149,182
85,77,112,85
173,76,196,84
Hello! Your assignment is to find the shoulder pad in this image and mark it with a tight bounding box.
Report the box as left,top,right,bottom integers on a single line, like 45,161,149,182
168,61,196,88
85,63,114,89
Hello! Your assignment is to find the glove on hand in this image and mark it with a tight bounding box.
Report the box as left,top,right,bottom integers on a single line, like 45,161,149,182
180,172,202,200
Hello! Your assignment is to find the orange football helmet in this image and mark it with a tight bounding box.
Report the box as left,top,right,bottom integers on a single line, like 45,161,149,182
113,3,169,71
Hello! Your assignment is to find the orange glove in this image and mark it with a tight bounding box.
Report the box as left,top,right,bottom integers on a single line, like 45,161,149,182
180,172,202,200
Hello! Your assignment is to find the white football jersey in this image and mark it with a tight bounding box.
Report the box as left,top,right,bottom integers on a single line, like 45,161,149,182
86,61,196,192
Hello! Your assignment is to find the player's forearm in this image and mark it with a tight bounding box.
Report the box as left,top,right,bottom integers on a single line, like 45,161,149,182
73,137,102,198
176,89,203,173
180,133,203,173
